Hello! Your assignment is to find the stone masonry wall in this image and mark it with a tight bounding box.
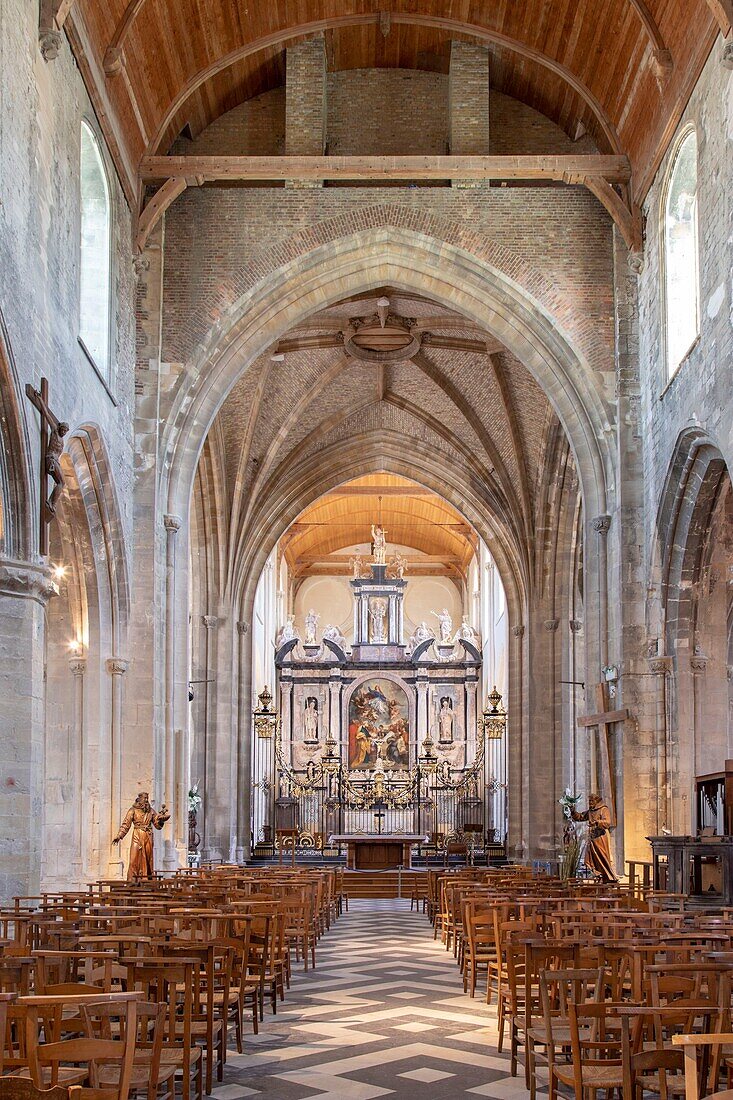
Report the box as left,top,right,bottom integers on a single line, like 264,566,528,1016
637,44,733,829
0,0,136,896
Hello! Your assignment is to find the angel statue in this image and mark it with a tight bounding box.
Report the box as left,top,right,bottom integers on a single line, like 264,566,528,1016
276,614,298,648
387,553,407,579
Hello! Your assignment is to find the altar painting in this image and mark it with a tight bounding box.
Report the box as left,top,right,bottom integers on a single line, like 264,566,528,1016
348,679,410,771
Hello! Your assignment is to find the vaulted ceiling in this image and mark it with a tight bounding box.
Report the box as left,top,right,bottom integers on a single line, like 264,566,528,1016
201,288,566,593
61,0,726,207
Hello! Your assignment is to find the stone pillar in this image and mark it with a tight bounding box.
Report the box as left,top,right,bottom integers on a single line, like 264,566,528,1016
449,40,490,188
689,654,708,831
200,614,218,858
507,623,525,859
285,33,326,187
0,560,56,900
106,656,129,878
163,514,182,870
328,677,341,741
235,620,252,863
648,656,673,833
69,655,87,880
591,515,612,669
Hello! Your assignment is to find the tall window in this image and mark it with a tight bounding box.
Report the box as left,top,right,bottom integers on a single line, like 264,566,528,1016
79,121,111,373
663,128,699,378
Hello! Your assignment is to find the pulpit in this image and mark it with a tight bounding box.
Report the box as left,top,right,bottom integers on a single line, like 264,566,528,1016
329,834,426,870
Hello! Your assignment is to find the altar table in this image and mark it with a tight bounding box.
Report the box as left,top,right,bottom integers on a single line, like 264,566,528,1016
329,834,427,870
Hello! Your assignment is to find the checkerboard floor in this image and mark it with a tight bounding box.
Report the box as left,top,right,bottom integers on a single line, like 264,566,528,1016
218,897,518,1098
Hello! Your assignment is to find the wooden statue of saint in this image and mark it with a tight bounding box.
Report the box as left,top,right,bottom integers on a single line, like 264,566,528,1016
25,378,69,553
113,791,170,880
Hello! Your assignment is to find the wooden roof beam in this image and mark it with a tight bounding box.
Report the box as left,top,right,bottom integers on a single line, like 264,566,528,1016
704,0,733,36
140,153,632,183
38,0,76,60
628,0,673,73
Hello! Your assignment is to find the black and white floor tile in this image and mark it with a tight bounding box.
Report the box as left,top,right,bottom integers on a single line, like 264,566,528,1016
219,898,522,1099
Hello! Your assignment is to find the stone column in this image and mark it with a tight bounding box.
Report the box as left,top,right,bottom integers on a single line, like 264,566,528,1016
544,617,560,850
235,620,252,863
648,656,673,833
285,33,326,188
69,655,87,880
200,615,218,857
163,514,182,869
0,560,56,900
507,623,525,859
328,677,341,741
690,654,708,832
106,656,129,877
449,40,490,188
416,677,429,741
592,515,612,669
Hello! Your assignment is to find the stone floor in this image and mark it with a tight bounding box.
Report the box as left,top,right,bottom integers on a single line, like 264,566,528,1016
218,897,523,1099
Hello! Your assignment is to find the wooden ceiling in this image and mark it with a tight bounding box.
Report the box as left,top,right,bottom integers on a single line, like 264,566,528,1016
60,0,726,207
279,474,477,579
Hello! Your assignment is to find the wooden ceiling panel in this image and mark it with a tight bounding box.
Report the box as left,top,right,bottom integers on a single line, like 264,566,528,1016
68,0,722,202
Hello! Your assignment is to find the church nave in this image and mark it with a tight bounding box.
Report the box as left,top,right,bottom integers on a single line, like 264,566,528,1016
218,898,509,1100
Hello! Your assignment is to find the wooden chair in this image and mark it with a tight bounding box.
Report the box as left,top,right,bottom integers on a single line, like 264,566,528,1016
84,1000,174,1100
672,1033,733,1100
0,1080,69,1100
549,1001,626,1100
537,969,606,1100
20,993,139,1096
126,958,203,1100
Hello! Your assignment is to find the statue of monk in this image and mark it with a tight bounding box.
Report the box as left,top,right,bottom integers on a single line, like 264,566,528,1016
572,792,617,883
113,791,170,880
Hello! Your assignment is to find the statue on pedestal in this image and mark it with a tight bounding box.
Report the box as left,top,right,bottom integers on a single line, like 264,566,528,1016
438,697,454,744
371,524,387,565
323,624,347,649
432,608,453,643
113,792,169,880
304,608,320,645
350,554,367,579
303,697,319,742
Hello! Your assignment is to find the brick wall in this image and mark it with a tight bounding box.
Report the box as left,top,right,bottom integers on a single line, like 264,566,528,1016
449,41,490,155
285,35,326,156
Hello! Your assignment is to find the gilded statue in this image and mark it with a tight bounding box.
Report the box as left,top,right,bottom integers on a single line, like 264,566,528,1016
113,791,170,880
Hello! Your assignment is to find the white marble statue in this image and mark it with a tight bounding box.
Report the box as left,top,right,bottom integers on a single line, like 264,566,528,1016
369,598,388,643
303,697,319,742
304,608,320,645
407,620,433,655
323,624,347,649
387,552,407,579
350,553,366,579
371,523,387,565
433,607,453,643
455,615,478,643
438,697,454,743
275,614,297,648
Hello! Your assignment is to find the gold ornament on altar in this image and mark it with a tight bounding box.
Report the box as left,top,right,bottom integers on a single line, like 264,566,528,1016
480,685,507,740
254,685,279,739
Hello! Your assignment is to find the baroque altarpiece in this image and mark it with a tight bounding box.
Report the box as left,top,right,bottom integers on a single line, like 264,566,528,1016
251,555,507,859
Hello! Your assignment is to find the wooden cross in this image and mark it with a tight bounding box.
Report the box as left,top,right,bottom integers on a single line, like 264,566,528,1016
25,377,69,556
576,682,629,824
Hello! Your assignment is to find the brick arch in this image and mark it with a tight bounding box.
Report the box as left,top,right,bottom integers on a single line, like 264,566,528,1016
163,223,613,529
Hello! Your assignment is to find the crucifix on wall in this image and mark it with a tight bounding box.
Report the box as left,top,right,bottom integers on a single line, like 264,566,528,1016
25,377,69,556
576,682,629,824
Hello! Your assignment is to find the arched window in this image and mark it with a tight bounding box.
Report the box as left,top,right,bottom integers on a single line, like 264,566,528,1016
79,121,111,373
663,128,699,378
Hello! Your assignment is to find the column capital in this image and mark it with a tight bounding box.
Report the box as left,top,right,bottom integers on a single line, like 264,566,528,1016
164,514,182,532
236,621,249,636
202,615,218,630
690,654,708,673
544,618,559,632
512,624,525,638
106,657,129,676
648,655,673,675
0,558,58,605
591,514,612,535
69,657,87,676
569,619,583,633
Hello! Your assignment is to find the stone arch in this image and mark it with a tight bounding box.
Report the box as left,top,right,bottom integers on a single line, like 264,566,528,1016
162,222,613,530
652,428,733,831
0,309,34,561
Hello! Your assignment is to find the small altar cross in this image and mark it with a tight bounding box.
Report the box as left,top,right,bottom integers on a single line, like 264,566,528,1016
577,682,629,823
25,377,69,556
373,808,386,834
